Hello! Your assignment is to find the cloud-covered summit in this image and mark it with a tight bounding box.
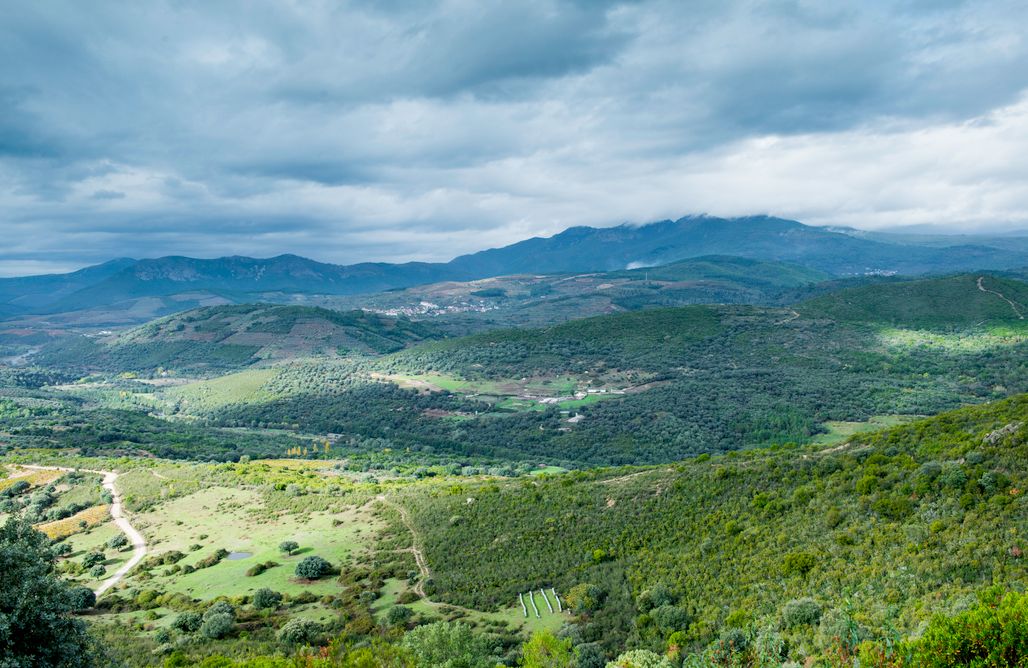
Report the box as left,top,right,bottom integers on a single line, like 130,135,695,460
3,0,1028,275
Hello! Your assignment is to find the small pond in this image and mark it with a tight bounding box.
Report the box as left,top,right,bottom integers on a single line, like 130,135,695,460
226,551,252,560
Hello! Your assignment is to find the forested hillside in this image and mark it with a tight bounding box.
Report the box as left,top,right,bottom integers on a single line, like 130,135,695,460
400,396,1028,662
800,274,1028,325
33,305,443,374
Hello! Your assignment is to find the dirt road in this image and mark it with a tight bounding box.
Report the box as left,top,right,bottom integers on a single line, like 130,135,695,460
977,276,1025,320
19,465,147,596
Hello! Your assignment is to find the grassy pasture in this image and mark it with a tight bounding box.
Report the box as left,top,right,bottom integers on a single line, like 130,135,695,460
117,486,379,601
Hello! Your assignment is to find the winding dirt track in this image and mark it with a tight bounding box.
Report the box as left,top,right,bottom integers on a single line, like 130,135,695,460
977,276,1025,320
376,495,430,598
374,494,483,614
20,465,147,596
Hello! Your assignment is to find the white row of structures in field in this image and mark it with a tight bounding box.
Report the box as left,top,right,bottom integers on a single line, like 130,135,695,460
519,588,565,618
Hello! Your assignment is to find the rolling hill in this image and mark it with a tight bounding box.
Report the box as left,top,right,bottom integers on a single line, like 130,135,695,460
34,305,444,373
799,273,1028,326
323,256,832,330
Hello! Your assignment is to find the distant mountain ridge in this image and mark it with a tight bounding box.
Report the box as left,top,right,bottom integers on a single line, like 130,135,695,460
1,215,1026,321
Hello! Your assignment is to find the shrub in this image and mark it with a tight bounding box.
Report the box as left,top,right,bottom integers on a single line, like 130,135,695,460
107,534,128,549
401,621,494,667
194,548,229,570
295,555,331,580
203,600,235,621
912,589,1028,667
89,564,106,578
278,618,322,645
200,612,234,639
605,649,673,667
252,588,282,610
651,605,690,634
565,583,604,614
782,551,817,577
66,586,96,610
245,561,278,577
710,629,750,664
172,611,202,633
575,642,606,668
386,605,414,626
638,583,675,612
782,598,822,628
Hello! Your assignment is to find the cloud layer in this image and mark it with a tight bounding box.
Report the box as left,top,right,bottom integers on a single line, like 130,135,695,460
3,0,1028,275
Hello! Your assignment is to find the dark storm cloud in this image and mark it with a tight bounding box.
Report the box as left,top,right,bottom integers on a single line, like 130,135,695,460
2,0,1028,276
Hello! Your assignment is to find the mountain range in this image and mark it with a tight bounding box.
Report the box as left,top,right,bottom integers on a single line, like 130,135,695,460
1,215,1026,326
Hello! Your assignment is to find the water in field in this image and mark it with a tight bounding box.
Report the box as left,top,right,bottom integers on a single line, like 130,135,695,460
227,551,252,560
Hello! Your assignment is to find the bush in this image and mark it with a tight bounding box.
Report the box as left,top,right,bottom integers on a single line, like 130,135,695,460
278,618,322,645
782,597,821,628
106,534,128,549
605,649,673,667
203,600,235,621
386,605,414,626
575,642,606,668
245,561,278,577
172,611,202,633
782,551,817,577
200,612,234,639
89,564,106,578
638,583,675,612
912,589,1028,667
252,588,282,610
67,586,96,610
565,583,604,614
401,621,494,667
294,555,331,580
651,605,690,634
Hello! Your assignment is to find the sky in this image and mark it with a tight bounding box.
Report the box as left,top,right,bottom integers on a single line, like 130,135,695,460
3,0,1028,276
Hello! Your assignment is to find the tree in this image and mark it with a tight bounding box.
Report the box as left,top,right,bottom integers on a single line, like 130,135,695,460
521,631,575,668
253,587,282,610
278,618,322,645
67,586,96,611
565,584,604,614
401,621,495,668
172,611,202,633
781,598,821,628
913,589,1028,667
279,540,300,555
89,565,106,578
387,605,414,627
204,600,236,621
81,551,105,569
201,612,234,639
574,643,606,668
0,515,97,666
604,650,672,668
295,555,331,580
106,534,128,550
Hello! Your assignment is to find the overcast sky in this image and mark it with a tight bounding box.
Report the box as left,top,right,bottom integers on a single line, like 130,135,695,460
3,0,1028,276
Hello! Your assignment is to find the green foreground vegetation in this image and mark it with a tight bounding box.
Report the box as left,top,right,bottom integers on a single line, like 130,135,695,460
1,269,1027,666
